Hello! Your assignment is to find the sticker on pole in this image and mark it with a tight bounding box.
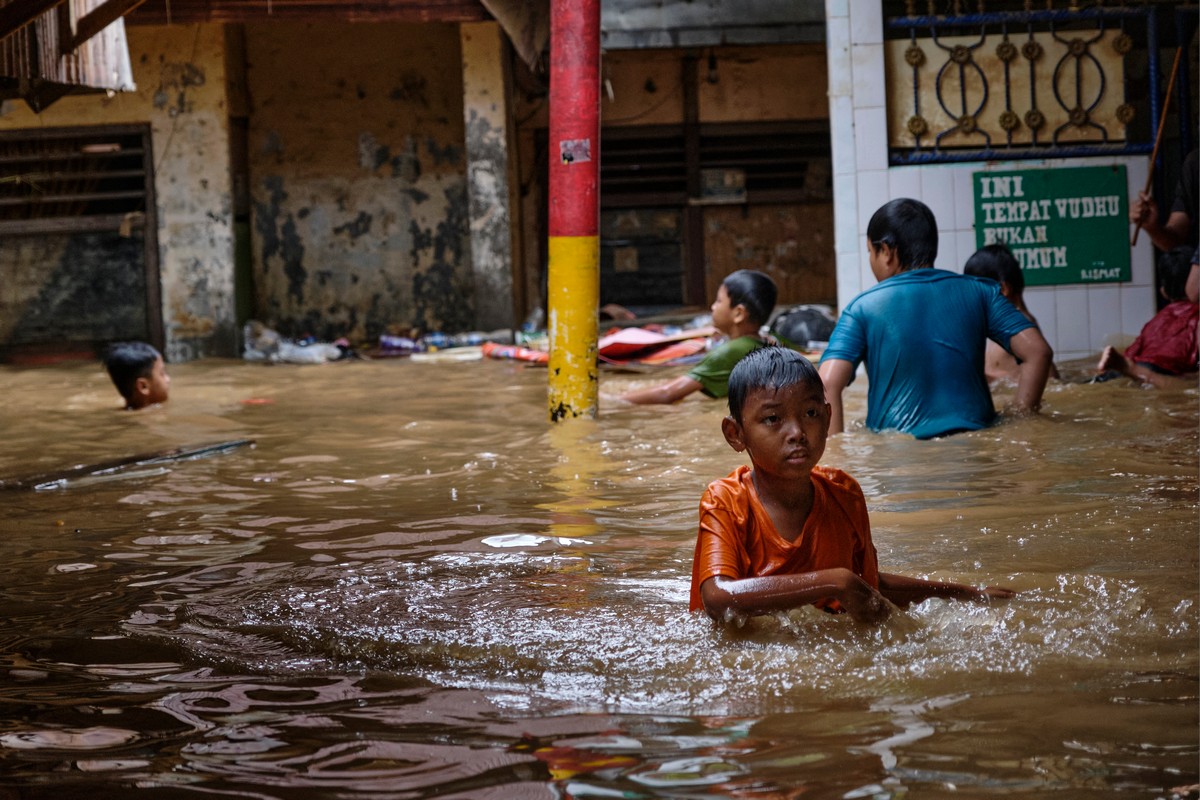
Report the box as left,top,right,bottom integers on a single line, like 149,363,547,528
559,138,591,164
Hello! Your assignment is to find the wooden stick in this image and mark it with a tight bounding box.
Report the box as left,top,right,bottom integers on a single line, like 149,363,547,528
1132,46,1184,247
0,439,255,491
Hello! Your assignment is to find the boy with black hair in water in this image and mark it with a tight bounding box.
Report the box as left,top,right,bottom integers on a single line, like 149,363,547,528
818,198,1053,439
690,346,1014,624
103,341,171,410
963,243,1060,384
623,269,777,404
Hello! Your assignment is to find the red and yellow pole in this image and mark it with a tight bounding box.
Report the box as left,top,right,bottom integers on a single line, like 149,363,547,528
547,0,600,422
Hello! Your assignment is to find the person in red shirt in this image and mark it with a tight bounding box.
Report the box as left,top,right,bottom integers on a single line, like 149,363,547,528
1096,246,1198,388
690,346,1015,624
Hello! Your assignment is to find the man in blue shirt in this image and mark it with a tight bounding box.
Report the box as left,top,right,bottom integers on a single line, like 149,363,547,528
818,198,1053,439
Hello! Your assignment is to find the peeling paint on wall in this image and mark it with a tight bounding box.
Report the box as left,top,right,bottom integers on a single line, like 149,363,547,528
246,22,474,342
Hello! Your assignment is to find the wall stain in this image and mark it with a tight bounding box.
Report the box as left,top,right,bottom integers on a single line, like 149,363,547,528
333,211,373,239
388,73,428,106
410,182,473,332
425,138,463,167
358,132,390,172
280,216,307,303
153,61,205,115
254,175,286,266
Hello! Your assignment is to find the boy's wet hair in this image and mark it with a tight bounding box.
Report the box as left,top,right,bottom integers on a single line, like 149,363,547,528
722,269,778,327
867,198,939,270
1158,246,1195,302
103,341,161,401
964,243,1024,294
727,346,824,423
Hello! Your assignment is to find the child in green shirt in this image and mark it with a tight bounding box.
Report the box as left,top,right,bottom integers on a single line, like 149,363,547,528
623,269,777,404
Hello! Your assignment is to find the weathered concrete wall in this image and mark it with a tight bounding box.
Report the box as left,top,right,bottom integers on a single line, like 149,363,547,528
461,21,517,331
0,24,236,361
245,22,472,341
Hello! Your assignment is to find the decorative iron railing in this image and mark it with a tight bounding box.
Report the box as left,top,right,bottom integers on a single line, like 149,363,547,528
885,5,1160,165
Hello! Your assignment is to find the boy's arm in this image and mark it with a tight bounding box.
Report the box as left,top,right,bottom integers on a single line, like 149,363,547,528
700,569,891,625
818,358,855,434
1007,328,1053,414
622,375,702,405
877,572,1015,607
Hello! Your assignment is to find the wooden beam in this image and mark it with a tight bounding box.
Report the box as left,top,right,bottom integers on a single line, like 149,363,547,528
69,0,147,50
0,0,66,41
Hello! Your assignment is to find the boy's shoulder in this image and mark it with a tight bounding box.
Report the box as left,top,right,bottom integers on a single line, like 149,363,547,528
812,464,862,496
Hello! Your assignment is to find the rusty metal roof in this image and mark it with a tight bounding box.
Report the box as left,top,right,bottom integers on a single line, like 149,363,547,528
0,0,135,111
125,0,490,25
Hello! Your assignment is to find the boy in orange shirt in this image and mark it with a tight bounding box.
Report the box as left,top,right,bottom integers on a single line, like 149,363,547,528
690,346,1014,624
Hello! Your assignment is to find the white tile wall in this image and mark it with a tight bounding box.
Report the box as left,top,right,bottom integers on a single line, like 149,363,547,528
855,169,889,231
829,96,856,175
848,1,882,45
851,43,885,108
953,229,978,272
1026,290,1058,347
951,168,976,231
825,18,853,97
834,173,860,256
1054,287,1092,356
853,105,888,172
886,166,922,203
1086,285,1122,359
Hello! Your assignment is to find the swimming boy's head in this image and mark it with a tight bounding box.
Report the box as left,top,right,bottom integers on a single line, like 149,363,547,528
964,243,1024,299
866,198,938,273
103,341,170,409
723,347,830,475
719,269,778,329
1158,246,1195,302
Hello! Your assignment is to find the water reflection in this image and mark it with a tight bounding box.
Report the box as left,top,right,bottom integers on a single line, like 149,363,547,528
0,358,1195,797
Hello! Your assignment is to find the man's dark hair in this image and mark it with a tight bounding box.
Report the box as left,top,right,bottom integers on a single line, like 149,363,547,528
964,243,1024,294
722,269,778,327
727,346,824,423
866,198,939,270
103,341,161,401
1158,246,1195,302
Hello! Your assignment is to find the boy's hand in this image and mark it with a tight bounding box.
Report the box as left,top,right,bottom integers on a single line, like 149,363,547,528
976,585,1016,602
838,574,891,624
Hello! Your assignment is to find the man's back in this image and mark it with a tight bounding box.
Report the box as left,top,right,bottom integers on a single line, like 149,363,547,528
822,269,1032,438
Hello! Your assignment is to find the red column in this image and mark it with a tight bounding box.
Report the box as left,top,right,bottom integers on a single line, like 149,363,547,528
546,0,600,421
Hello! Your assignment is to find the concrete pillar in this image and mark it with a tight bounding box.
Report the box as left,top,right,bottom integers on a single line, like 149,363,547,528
546,0,600,422
460,21,518,331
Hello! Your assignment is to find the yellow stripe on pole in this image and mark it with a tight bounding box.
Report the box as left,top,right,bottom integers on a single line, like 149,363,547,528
547,234,599,421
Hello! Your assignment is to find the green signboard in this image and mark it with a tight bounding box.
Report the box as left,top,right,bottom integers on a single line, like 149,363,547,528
973,165,1129,286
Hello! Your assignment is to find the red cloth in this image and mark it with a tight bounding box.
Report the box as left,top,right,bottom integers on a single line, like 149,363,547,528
1124,301,1199,375
689,464,879,613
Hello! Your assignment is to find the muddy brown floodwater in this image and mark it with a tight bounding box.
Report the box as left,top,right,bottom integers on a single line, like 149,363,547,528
0,354,1196,799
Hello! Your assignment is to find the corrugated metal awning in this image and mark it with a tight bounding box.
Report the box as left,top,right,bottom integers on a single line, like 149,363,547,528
125,0,490,25
0,0,136,111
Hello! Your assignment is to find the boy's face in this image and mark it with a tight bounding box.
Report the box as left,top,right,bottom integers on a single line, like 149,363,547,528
131,356,170,408
710,284,745,335
722,381,830,480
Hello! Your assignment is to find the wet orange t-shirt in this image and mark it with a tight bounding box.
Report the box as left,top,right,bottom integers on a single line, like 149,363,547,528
688,464,879,613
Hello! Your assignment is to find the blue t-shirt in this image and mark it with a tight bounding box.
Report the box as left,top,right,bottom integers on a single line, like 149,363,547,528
819,269,1034,439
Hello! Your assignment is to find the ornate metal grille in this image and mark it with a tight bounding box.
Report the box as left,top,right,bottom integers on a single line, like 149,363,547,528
885,5,1160,165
